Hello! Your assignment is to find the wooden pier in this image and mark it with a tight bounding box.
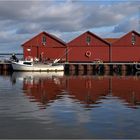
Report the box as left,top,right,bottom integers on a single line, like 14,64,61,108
64,62,139,75
0,62,12,71
0,62,140,75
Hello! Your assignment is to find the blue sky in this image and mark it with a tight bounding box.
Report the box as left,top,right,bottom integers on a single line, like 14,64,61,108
0,0,140,53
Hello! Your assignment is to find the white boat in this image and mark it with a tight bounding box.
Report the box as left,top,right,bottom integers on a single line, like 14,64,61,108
11,59,64,71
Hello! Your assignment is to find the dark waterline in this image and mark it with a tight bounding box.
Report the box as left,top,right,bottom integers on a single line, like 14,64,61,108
0,71,140,139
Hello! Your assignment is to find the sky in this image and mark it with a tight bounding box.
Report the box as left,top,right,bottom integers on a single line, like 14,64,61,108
0,0,140,53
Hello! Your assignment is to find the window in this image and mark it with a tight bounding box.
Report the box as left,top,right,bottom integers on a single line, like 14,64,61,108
42,36,46,45
27,48,31,52
132,33,136,45
23,62,32,65
86,36,91,45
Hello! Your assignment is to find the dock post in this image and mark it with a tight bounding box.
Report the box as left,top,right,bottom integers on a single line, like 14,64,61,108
87,64,92,71
122,64,126,71
104,64,110,71
78,64,84,71
69,64,75,71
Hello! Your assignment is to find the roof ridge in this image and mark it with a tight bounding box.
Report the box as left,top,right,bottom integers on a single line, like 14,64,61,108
112,30,140,45
47,32,66,45
68,31,110,45
21,31,66,46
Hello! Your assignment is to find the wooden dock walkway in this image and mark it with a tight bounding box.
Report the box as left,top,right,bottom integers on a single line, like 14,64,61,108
64,62,140,74
0,61,140,73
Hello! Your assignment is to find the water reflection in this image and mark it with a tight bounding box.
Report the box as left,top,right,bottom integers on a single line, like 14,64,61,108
111,76,140,108
67,76,109,108
1,72,140,138
11,72,140,109
11,72,65,109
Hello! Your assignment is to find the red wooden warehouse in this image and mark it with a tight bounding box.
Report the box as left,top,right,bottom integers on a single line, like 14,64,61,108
21,30,140,63
22,31,66,62
67,31,110,62
111,30,140,62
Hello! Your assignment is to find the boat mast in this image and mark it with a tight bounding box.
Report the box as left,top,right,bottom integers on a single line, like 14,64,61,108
138,7,140,33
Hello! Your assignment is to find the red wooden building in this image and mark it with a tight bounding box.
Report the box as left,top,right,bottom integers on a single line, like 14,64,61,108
22,31,66,62
21,30,140,63
111,30,140,62
67,31,110,62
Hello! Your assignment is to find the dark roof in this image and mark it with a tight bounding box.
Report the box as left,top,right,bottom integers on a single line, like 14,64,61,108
68,31,110,46
131,30,140,36
21,31,66,46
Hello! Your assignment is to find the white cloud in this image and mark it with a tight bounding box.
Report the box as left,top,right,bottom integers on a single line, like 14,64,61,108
113,16,139,33
1,1,139,33
0,0,140,52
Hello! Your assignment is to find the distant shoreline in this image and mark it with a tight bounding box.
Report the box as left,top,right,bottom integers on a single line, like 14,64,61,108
0,53,23,55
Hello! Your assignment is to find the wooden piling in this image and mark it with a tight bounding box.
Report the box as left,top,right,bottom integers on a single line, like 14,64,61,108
122,64,126,71
104,64,110,71
78,64,84,71
0,63,12,71
87,64,92,71
69,64,75,71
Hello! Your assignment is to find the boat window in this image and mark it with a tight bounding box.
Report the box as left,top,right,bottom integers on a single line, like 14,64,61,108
23,62,32,65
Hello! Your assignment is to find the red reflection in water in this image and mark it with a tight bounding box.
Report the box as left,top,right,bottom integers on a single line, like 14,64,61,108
66,76,109,108
12,72,140,109
112,76,140,108
23,76,65,108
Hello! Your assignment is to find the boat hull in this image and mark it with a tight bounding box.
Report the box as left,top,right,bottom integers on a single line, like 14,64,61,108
12,62,64,71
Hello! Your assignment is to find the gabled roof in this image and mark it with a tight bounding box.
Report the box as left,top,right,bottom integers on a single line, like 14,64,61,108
68,31,110,46
21,31,66,46
104,38,118,44
112,30,140,44
130,30,140,36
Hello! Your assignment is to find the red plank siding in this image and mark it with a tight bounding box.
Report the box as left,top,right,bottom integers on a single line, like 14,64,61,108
111,47,140,62
22,31,66,60
111,31,140,62
112,31,140,47
67,31,110,62
68,31,109,47
67,47,109,62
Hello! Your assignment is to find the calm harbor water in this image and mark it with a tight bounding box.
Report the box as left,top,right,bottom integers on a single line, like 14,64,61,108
0,71,140,139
